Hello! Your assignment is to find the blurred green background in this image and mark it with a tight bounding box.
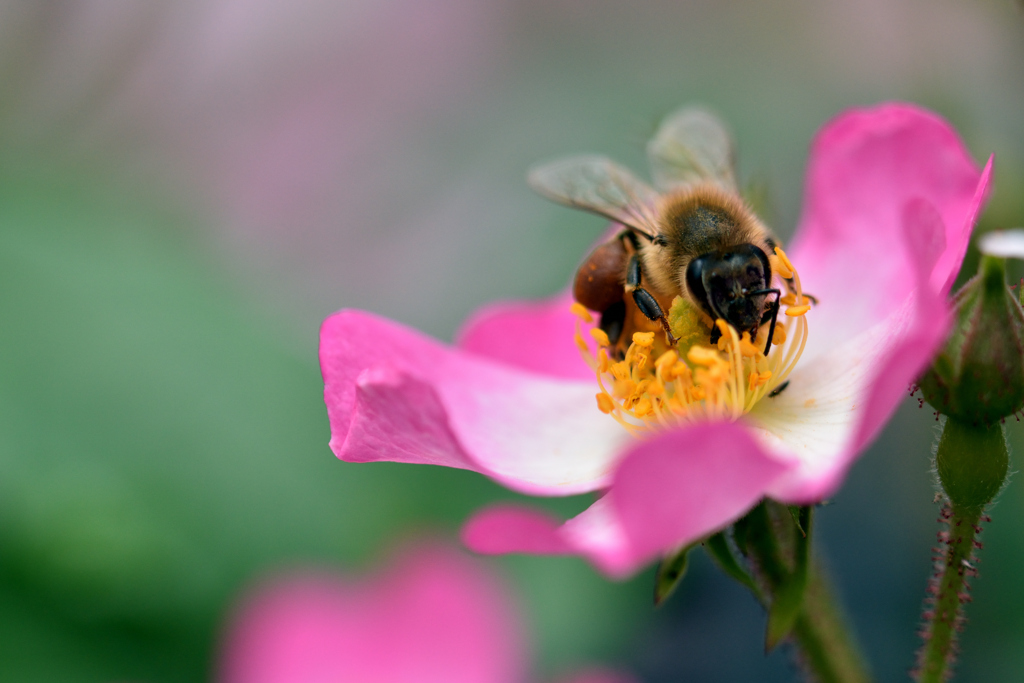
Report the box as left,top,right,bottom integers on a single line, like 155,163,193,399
0,1,1023,681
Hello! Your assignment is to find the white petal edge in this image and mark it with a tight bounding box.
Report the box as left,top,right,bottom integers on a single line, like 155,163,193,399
978,229,1024,259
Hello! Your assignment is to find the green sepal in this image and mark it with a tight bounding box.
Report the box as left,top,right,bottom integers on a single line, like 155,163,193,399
765,506,812,652
654,543,693,606
704,531,761,599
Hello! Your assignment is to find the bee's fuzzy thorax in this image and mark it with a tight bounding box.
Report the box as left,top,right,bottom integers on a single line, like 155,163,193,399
639,183,774,302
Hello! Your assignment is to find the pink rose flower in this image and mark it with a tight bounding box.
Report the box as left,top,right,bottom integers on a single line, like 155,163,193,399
319,103,991,578
217,542,634,683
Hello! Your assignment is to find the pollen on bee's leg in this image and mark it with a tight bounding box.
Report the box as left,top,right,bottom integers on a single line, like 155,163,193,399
571,302,594,323
596,392,616,414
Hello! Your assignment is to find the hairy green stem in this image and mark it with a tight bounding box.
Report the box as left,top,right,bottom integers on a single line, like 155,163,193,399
913,417,1006,682
914,504,982,683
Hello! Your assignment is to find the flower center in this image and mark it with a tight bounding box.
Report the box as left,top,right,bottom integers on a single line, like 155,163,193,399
572,247,811,436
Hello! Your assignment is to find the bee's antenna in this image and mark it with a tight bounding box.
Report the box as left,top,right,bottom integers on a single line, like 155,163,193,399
750,288,781,355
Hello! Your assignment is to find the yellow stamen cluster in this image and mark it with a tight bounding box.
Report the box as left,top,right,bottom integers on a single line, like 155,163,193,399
572,246,811,436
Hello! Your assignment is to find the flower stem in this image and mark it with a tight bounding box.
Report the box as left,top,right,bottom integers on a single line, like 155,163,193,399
791,562,872,683
914,502,983,683
732,501,872,683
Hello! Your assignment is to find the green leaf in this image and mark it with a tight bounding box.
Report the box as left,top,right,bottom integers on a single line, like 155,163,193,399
788,505,807,537
654,544,692,606
704,531,760,599
765,506,812,651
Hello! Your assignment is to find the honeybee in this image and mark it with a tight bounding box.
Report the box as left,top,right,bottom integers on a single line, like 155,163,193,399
529,106,785,355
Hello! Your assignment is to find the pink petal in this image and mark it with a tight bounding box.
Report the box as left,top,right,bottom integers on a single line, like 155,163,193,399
456,291,595,381
753,189,963,502
750,104,991,501
462,504,575,556
610,424,794,563
790,103,986,359
219,543,526,683
321,310,631,495
465,424,794,578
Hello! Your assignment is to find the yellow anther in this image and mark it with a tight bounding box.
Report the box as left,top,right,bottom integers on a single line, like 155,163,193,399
634,351,649,371
759,370,773,383
632,331,655,347
571,302,594,323
597,348,611,373
785,304,811,317
574,332,589,352
774,246,796,277
596,392,615,414
770,254,793,280
780,293,811,306
655,350,679,381
613,378,636,399
673,362,691,382
646,380,665,396
634,398,653,417
688,345,723,366
610,361,630,381
739,332,761,358
590,328,611,347
772,322,787,345
715,319,730,336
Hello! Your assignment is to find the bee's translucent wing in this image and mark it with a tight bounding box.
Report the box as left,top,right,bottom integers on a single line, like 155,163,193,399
528,155,661,237
647,106,738,192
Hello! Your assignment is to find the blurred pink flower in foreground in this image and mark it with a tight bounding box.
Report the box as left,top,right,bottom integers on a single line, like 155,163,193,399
319,104,991,578
218,543,633,683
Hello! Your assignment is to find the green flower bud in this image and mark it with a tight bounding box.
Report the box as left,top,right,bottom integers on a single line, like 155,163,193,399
935,417,1008,511
919,255,1024,424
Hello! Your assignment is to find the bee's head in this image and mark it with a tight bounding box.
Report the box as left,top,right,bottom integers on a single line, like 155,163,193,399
685,244,772,335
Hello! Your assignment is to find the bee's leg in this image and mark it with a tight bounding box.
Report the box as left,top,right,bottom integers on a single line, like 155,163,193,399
751,288,781,355
625,254,677,346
